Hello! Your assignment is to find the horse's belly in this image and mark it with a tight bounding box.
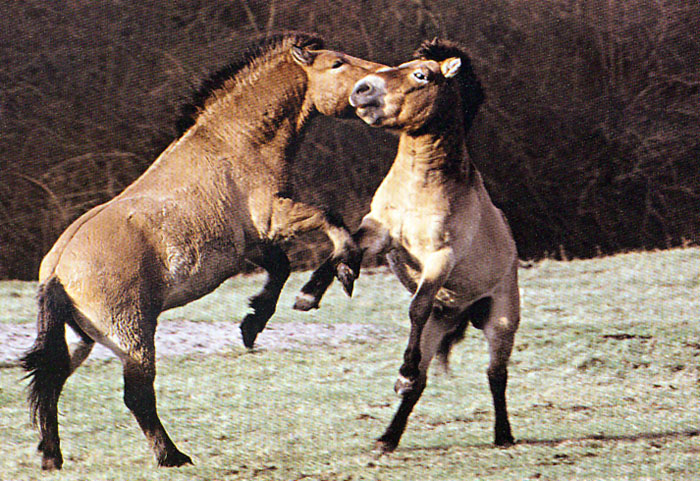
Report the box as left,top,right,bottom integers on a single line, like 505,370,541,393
440,248,512,306
162,243,243,310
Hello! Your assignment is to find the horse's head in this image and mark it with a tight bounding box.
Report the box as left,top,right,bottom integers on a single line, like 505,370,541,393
349,39,483,132
291,46,386,118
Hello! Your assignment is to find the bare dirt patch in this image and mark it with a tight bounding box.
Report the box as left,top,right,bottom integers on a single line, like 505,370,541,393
0,320,388,366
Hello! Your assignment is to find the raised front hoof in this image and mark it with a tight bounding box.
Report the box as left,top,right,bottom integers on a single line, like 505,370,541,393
336,263,356,297
158,450,193,468
293,292,320,311
240,319,260,349
394,374,416,397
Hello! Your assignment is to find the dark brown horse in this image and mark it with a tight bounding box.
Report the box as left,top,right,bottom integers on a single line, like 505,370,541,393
296,39,519,452
20,32,384,470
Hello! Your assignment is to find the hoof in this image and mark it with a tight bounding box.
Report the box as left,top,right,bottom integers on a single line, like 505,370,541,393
495,420,515,447
38,442,63,470
495,433,515,447
41,455,63,471
158,450,193,468
293,292,320,311
240,318,259,349
394,375,415,396
374,437,397,454
336,263,355,297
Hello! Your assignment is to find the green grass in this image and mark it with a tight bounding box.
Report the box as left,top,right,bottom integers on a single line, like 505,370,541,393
1,248,699,480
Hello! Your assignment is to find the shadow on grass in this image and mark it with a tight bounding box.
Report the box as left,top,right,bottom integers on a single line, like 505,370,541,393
515,428,700,447
397,429,699,453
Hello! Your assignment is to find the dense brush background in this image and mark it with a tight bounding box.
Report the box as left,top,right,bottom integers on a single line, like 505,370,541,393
1,0,698,280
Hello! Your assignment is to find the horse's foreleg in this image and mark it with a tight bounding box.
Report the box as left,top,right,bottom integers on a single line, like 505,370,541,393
482,265,520,446
294,217,390,311
386,249,418,294
240,243,290,348
292,255,336,311
397,248,454,396
377,310,455,452
269,197,361,295
376,376,426,453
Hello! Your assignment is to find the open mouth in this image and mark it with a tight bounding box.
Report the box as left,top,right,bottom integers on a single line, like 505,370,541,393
355,106,384,126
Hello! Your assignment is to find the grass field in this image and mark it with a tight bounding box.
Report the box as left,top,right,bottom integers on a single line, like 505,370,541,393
1,247,698,480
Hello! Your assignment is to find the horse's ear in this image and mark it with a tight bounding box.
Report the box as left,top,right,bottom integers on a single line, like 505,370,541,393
440,57,462,78
291,46,316,66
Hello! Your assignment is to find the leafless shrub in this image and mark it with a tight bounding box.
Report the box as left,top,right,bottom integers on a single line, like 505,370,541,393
1,0,698,279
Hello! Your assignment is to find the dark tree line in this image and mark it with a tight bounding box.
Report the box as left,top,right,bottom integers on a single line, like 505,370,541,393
1,0,698,279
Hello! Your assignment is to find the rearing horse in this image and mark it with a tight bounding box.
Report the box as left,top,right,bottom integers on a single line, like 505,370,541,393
296,39,520,452
20,32,384,470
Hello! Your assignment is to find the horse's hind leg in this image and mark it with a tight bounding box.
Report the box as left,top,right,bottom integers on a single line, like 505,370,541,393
20,277,94,470
376,307,456,452
123,362,192,466
67,338,94,373
117,321,192,466
66,315,96,373
397,248,454,395
240,243,290,348
482,267,520,446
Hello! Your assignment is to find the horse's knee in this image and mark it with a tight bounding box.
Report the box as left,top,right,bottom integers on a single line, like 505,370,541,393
487,363,508,382
484,313,518,360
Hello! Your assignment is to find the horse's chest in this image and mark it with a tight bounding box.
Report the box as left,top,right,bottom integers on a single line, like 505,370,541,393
376,201,449,254
403,213,449,253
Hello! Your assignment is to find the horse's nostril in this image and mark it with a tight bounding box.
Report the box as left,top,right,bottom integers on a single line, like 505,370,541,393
350,78,381,108
354,82,372,97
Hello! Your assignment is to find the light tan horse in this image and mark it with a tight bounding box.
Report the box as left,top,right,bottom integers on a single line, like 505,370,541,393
20,32,384,470
296,39,519,452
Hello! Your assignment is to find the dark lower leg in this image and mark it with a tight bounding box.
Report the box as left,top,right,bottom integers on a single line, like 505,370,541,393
295,226,371,311
124,370,192,467
293,257,335,311
398,326,423,383
240,244,290,348
35,371,70,470
37,403,63,470
488,367,514,446
377,378,425,452
398,296,433,386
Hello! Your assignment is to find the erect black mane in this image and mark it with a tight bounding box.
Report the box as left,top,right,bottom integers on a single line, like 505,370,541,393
175,32,324,136
414,39,484,132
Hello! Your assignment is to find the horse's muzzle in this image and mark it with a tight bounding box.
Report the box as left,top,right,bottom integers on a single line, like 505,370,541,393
350,75,385,109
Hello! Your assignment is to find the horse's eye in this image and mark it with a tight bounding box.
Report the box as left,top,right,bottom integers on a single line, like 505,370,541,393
413,70,428,82
331,59,344,69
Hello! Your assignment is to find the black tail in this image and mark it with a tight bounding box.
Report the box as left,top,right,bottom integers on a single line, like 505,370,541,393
19,277,73,428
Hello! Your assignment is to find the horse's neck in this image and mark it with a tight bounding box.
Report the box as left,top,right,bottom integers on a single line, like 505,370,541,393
395,118,471,183
196,59,312,159
123,60,313,197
